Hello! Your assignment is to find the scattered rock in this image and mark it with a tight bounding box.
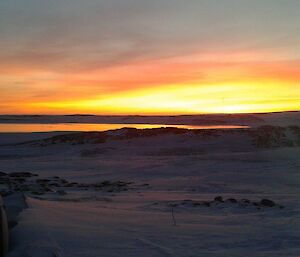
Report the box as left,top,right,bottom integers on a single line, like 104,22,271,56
31,191,44,195
193,202,202,207
49,182,60,187
102,181,112,186
181,200,192,205
60,179,68,184
214,196,224,202
78,184,89,188
241,199,250,204
226,198,238,203
164,196,283,211
9,172,36,178
43,187,52,192
260,199,276,207
36,179,51,184
203,201,211,207
57,190,67,196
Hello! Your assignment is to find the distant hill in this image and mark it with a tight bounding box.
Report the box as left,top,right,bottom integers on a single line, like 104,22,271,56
0,111,299,126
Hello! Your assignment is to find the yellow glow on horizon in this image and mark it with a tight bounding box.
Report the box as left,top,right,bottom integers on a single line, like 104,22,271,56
20,78,299,115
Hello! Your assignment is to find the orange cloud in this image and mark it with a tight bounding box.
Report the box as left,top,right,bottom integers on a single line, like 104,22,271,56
1,50,300,114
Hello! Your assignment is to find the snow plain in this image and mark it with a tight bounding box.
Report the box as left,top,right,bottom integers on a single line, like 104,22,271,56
0,116,299,257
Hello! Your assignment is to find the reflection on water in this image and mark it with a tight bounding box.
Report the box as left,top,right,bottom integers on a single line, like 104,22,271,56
0,123,249,133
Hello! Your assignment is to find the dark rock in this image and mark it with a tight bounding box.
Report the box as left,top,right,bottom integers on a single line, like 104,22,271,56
193,202,201,207
92,183,101,188
78,184,89,188
226,198,238,203
203,201,211,207
31,191,44,195
49,182,60,187
181,200,191,205
260,199,276,207
102,181,112,187
214,196,224,202
36,179,51,184
9,172,35,178
0,172,7,177
116,181,127,187
57,190,66,195
241,199,251,204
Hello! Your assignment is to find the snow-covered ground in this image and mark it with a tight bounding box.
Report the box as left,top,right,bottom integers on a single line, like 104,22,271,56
0,126,300,257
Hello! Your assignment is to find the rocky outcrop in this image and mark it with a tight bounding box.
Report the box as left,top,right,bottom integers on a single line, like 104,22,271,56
249,126,300,148
164,196,284,211
0,172,135,197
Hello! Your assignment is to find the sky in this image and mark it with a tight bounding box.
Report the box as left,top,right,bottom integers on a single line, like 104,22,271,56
1,0,300,115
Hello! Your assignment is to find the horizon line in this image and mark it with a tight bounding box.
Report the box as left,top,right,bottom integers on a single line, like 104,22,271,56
1,110,299,117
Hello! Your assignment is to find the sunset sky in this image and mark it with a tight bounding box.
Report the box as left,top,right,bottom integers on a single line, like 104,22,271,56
1,0,300,115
